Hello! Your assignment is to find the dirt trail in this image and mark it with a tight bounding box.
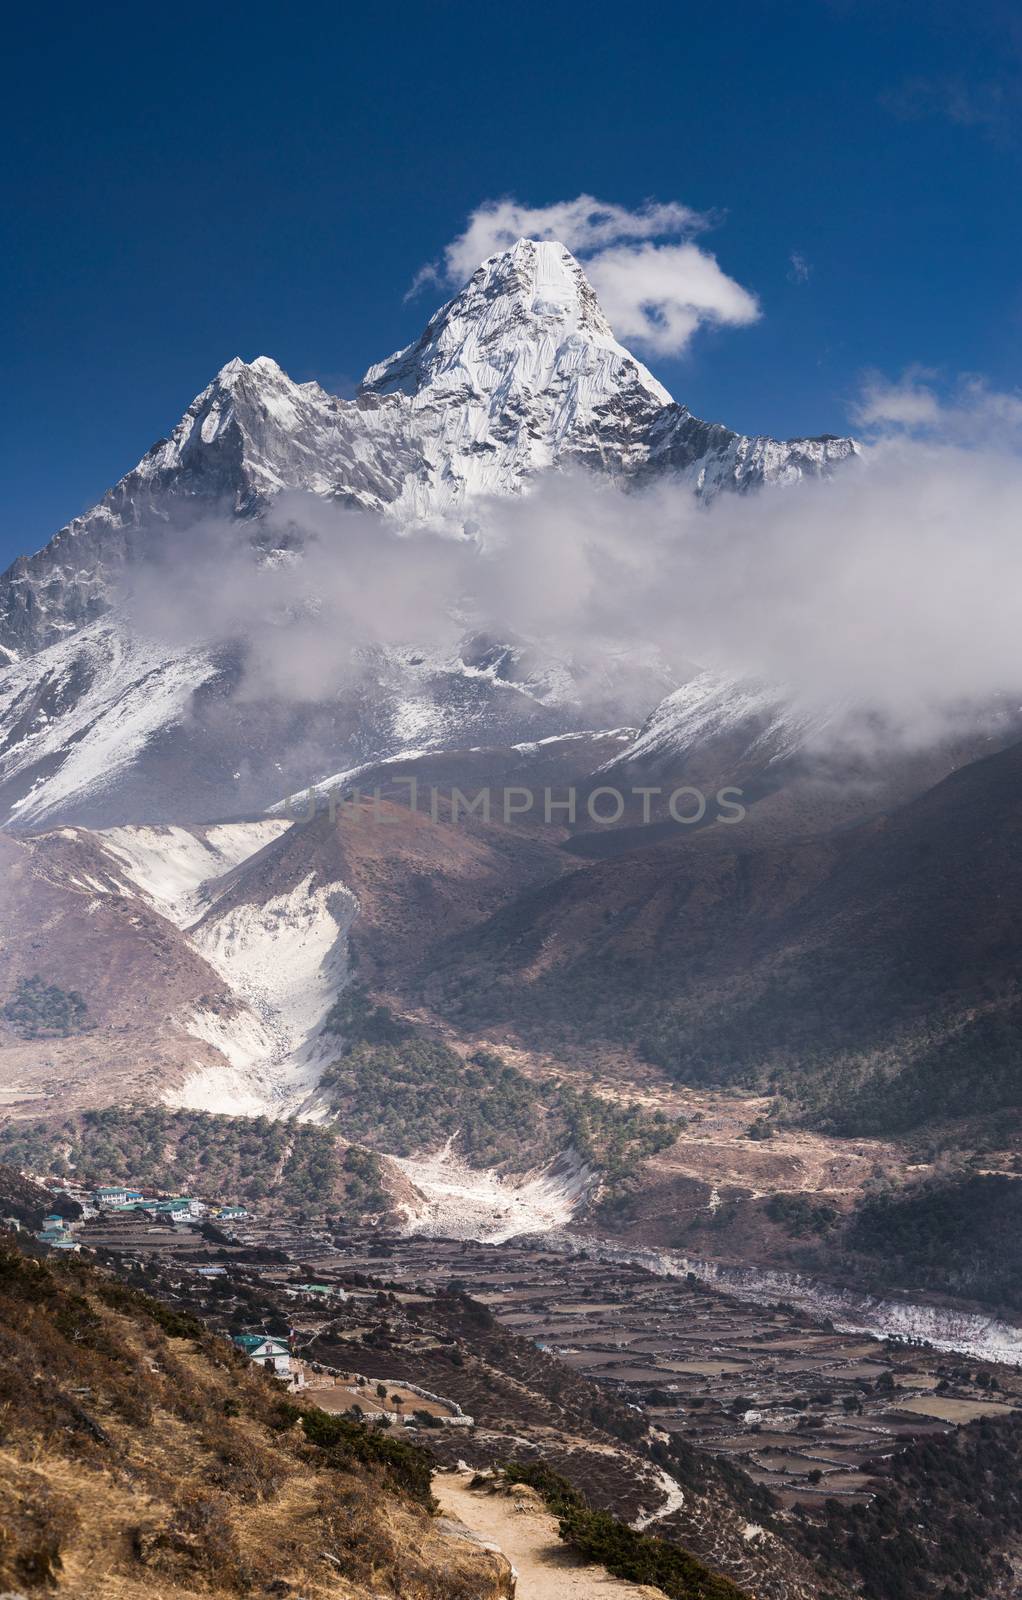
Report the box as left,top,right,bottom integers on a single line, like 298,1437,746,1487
433,1470,665,1600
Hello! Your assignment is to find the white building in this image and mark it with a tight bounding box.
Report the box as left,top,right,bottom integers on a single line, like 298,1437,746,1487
93,1186,145,1207
233,1334,292,1376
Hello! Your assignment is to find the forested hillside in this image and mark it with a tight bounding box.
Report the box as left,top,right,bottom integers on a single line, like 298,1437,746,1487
423,740,1022,1138
322,985,675,1178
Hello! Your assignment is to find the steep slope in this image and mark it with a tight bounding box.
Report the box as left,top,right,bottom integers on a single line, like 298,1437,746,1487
641,402,855,496
193,788,571,1008
422,735,1022,1135
0,612,647,830
589,670,1022,851
360,237,672,515
0,1161,72,1229
0,619,224,828
7,715,1021,1142
0,795,571,1123
0,1234,513,1600
0,820,308,1118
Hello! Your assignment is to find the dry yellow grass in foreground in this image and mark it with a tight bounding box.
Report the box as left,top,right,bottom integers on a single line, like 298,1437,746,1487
0,1238,512,1599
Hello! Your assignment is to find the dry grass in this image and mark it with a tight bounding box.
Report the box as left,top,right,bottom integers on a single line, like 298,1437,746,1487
0,1238,513,1599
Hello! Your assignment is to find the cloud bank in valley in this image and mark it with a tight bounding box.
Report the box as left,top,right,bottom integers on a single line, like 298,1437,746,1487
469,406,1022,747
125,372,1022,754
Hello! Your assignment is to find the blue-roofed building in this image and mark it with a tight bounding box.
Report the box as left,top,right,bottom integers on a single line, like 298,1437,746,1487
35,1226,79,1251
232,1334,291,1375
93,1186,144,1208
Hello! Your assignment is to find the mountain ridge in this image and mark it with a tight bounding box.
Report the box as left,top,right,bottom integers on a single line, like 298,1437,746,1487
416,731,1022,1138
0,237,856,664
0,238,858,832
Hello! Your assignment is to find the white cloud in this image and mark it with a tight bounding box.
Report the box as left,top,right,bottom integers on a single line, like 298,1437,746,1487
854,368,943,428
853,368,1022,442
465,389,1022,747
584,241,760,356
402,260,442,302
414,194,761,357
788,250,812,283
124,347,1022,761
130,372,1022,753
439,195,705,279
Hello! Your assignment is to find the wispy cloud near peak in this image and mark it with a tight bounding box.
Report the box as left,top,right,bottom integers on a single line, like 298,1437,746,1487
410,194,761,357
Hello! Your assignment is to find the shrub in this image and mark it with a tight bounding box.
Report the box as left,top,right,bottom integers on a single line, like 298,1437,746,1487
502,1461,746,1599
2,975,92,1039
300,1406,436,1507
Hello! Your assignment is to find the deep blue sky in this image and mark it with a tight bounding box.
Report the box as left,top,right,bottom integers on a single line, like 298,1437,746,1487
3,0,1020,567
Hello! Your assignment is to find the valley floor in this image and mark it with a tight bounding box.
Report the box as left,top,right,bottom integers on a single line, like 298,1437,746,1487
319,1225,1021,1508
71,1202,1021,1512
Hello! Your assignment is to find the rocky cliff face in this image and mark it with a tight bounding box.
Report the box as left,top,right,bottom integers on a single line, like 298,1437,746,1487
642,403,857,495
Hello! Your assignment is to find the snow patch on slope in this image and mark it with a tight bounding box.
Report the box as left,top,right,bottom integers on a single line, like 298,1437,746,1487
166,1032,283,1118
0,620,219,829
609,670,822,772
395,1144,594,1243
98,820,291,926
180,873,358,1110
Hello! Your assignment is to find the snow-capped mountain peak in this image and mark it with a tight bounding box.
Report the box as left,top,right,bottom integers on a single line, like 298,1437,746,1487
1,239,856,659
0,239,860,829
136,353,403,502
359,238,674,516
364,237,669,404
218,353,284,380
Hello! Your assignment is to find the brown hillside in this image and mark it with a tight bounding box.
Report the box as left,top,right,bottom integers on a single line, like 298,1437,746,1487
0,831,244,1113
0,1233,511,1599
423,737,1022,1133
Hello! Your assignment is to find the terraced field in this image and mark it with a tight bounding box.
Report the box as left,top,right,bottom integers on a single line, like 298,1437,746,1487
316,1229,1021,1509
72,1208,1021,1510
